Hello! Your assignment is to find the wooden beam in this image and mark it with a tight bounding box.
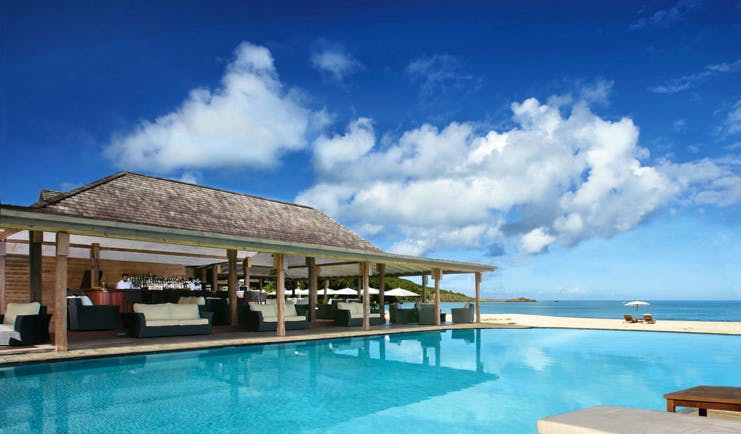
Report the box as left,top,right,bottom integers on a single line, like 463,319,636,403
307,257,317,322
0,241,6,313
0,207,497,274
286,260,359,269
432,268,442,326
29,230,42,302
377,263,386,322
242,257,251,304
421,274,428,303
361,262,370,331
227,249,238,327
0,229,21,240
4,239,230,260
211,264,219,291
90,243,100,289
275,254,285,337
322,278,329,303
54,232,69,351
475,272,482,324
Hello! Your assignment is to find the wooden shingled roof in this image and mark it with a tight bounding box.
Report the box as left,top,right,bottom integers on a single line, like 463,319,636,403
32,172,381,253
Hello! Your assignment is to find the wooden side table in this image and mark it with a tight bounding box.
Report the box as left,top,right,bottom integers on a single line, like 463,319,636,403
664,385,741,416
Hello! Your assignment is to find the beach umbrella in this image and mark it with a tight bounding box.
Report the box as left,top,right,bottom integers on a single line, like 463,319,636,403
334,287,358,296
359,287,380,295
624,300,650,317
385,288,419,297
320,288,336,296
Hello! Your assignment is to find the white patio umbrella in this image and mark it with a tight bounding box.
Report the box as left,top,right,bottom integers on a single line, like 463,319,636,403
294,288,310,296
385,287,419,297
359,287,379,295
334,287,358,296
624,300,650,317
320,288,336,296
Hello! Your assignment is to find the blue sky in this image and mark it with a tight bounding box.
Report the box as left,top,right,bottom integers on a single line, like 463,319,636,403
2,1,740,299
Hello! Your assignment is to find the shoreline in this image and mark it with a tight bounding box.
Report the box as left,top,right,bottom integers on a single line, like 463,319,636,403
481,313,741,335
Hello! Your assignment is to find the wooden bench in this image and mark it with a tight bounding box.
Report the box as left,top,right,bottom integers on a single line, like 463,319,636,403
665,385,741,416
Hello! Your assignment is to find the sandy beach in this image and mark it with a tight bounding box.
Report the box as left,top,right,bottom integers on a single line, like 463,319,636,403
481,313,741,335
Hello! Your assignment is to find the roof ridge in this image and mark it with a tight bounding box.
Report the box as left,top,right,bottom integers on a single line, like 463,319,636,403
35,172,128,207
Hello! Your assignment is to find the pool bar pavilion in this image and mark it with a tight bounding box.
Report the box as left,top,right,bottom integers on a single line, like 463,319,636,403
0,172,495,351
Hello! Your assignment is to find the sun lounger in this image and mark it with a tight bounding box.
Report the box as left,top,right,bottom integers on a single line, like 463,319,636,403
537,405,741,434
643,313,655,324
623,314,638,323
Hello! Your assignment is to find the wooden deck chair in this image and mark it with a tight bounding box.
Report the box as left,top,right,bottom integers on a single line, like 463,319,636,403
623,314,637,323
643,313,655,324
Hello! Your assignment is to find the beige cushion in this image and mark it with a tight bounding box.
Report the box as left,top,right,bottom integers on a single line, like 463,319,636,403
261,316,278,323
350,303,364,318
285,302,297,317
4,302,41,325
369,313,380,318
178,318,209,326
251,304,276,316
168,304,199,320
134,303,171,321
177,296,205,305
537,406,741,434
145,319,180,327
285,315,306,322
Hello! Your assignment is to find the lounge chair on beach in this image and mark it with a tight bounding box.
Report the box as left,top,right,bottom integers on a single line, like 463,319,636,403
643,313,655,324
623,314,638,323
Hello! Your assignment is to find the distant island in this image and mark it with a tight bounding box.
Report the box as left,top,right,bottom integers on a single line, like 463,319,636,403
479,297,536,302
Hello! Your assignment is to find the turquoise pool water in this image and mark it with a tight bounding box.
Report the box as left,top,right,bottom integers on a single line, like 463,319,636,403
1,329,739,433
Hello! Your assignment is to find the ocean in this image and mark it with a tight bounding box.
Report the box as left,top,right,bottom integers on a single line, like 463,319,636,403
438,300,741,322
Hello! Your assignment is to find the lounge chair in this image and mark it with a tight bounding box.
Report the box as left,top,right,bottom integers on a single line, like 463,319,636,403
68,296,120,331
452,303,474,323
643,313,655,324
418,303,437,325
0,302,52,346
390,304,418,324
536,405,741,434
129,303,213,338
238,302,308,332
623,314,638,323
335,302,384,327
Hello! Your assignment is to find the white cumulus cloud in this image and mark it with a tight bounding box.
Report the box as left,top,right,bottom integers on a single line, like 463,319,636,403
296,97,700,257
105,42,312,172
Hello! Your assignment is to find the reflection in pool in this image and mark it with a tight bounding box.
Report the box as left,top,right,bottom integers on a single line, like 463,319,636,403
0,329,739,433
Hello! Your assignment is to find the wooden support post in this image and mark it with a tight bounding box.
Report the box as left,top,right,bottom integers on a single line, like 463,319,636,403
0,240,6,314
323,279,329,304
377,264,386,322
201,267,207,286
421,274,428,303
259,278,264,290
475,272,482,324
307,257,317,322
275,254,285,337
90,243,100,289
211,264,219,292
55,232,69,351
432,268,442,326
227,250,238,327
29,230,43,302
360,262,370,331
242,257,251,293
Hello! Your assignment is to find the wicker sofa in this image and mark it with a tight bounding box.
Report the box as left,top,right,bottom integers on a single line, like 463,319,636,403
68,297,120,331
335,302,384,327
238,302,308,332
452,303,475,323
0,302,51,346
129,303,213,338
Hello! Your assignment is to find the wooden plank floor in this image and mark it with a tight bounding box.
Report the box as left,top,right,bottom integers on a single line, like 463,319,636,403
0,321,521,366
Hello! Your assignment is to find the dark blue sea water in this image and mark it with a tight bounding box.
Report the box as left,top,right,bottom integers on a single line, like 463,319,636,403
440,300,741,321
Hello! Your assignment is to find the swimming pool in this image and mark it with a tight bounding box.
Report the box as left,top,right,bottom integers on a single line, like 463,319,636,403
1,329,739,433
